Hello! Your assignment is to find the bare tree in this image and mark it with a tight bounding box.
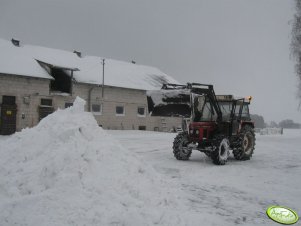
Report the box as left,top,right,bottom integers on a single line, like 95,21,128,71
291,0,301,106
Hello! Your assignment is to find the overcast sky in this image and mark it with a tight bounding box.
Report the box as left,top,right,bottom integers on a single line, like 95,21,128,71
0,0,300,123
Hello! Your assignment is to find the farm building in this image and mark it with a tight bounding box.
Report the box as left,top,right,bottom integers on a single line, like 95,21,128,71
0,38,182,135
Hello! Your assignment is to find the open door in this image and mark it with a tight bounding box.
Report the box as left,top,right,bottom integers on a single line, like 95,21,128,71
0,96,17,135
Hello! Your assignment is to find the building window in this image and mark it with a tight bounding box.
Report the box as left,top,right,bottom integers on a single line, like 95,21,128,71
92,104,102,115
116,106,125,116
138,126,146,130
41,98,52,106
137,107,146,117
65,102,73,108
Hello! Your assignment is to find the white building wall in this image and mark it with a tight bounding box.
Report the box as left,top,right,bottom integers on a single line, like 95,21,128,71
0,74,50,131
0,74,182,132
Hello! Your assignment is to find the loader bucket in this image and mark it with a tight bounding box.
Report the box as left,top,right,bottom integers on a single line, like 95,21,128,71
147,89,191,117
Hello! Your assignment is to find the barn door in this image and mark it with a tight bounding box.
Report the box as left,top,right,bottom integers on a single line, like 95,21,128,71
38,98,54,121
39,106,54,121
0,96,17,135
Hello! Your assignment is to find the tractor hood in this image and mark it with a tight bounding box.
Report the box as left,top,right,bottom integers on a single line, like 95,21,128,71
147,89,191,117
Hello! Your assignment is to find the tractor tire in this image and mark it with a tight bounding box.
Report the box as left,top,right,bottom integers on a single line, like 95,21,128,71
211,136,230,165
233,125,256,160
173,132,192,160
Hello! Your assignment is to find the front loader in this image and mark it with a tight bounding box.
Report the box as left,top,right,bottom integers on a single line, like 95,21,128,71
147,83,255,165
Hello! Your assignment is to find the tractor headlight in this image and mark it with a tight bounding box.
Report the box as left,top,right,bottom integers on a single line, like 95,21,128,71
195,130,199,135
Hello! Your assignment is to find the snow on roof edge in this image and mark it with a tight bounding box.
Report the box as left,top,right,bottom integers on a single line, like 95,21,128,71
0,70,54,80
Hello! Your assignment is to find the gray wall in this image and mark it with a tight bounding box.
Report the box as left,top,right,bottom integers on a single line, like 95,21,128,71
0,73,50,130
0,74,182,132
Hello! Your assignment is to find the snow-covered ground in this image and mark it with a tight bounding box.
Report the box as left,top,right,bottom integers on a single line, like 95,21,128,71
0,100,300,226
108,129,301,225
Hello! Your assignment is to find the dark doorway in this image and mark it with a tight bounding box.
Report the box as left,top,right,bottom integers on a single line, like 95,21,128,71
0,96,17,135
39,106,54,121
39,98,54,121
138,126,146,130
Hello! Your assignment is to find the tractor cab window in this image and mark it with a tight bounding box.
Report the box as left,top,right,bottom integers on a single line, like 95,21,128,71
193,95,217,122
235,102,241,117
235,101,250,120
219,101,232,121
241,103,250,120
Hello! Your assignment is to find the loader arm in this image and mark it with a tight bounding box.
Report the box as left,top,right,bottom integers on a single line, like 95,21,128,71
188,83,223,123
147,82,223,123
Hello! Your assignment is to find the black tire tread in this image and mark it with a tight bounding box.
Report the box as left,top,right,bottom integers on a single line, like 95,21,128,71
173,132,192,160
233,125,256,160
211,136,228,165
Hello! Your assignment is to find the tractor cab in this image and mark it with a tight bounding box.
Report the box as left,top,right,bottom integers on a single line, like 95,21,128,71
189,93,218,143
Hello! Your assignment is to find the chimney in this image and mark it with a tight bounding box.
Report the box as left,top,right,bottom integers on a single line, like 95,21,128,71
73,50,82,58
11,38,20,47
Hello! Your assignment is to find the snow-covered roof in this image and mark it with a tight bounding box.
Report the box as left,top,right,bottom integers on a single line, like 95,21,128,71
0,38,180,90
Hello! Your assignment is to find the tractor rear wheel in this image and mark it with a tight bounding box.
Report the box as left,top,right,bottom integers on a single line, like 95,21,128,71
233,125,255,160
211,136,230,165
173,132,192,160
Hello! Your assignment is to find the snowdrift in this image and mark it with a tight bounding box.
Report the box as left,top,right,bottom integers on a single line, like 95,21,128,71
0,97,192,226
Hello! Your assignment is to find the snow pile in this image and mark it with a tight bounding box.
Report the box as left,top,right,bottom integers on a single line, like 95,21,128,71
0,97,191,226
260,128,283,135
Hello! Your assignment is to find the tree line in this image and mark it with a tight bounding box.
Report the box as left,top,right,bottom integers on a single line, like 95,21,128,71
250,114,300,129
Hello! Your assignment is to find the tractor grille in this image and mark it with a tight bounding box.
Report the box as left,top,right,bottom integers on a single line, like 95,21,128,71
189,127,209,141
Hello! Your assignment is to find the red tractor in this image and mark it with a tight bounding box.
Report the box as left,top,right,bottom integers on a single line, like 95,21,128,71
147,83,255,165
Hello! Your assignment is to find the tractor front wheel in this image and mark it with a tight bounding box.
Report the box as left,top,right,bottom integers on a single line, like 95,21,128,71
233,125,255,160
211,136,230,165
173,132,192,160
